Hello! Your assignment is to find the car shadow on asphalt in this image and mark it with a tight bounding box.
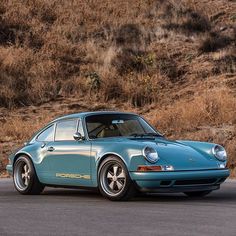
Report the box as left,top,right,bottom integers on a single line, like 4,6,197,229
2,180,235,203
133,193,236,203
41,187,236,203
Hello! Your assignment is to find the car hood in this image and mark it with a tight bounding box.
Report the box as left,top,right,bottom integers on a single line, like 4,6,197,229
137,138,218,170
97,137,218,170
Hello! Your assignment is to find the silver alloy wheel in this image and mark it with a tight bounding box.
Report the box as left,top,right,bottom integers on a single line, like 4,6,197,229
100,163,126,196
14,160,31,191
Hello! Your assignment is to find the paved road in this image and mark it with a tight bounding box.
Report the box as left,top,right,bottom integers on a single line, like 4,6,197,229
0,179,236,236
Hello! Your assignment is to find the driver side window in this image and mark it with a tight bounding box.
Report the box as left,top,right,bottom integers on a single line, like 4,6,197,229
55,119,77,141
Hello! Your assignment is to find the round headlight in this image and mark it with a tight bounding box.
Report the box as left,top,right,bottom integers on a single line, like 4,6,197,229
212,145,227,162
143,146,159,163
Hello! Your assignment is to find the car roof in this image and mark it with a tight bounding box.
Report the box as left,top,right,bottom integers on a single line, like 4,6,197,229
51,111,138,123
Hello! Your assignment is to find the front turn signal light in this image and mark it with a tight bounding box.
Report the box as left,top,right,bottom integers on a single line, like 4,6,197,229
137,165,162,171
137,165,174,172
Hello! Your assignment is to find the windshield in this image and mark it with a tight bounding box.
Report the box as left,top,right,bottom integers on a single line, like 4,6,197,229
85,114,162,139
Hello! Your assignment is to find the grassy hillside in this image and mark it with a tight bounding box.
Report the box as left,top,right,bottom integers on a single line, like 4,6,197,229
0,0,235,176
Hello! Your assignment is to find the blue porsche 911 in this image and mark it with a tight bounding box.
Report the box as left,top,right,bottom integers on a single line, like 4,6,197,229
6,111,229,200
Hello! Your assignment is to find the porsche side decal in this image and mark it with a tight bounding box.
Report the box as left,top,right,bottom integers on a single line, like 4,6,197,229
56,173,91,180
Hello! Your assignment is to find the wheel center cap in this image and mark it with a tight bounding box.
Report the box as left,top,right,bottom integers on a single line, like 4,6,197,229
113,176,117,181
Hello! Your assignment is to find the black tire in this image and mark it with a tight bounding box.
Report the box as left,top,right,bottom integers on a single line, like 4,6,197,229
184,190,212,197
98,156,137,201
13,155,44,195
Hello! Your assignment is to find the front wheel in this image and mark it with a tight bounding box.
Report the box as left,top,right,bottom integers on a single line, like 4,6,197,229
13,155,44,195
98,156,137,201
184,190,212,197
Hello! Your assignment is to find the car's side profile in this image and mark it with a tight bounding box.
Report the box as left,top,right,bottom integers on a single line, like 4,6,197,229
7,111,229,200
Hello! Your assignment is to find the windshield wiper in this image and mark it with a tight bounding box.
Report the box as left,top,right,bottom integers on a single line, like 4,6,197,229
130,133,163,138
145,132,163,137
130,133,145,137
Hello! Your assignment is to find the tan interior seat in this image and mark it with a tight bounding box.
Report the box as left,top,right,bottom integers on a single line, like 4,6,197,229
99,128,120,137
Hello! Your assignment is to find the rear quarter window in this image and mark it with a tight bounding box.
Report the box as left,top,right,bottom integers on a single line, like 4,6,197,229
37,125,54,141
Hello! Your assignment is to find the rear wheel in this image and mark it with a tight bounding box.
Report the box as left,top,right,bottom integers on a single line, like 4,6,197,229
13,155,44,195
98,156,137,201
184,190,212,197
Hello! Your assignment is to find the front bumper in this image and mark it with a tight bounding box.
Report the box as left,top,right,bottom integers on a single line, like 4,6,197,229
130,168,229,192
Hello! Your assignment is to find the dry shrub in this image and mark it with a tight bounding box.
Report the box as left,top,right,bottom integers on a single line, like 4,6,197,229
0,47,60,108
199,33,232,53
60,77,85,96
224,140,236,169
212,54,236,74
28,0,57,25
121,74,159,107
102,77,124,102
0,3,44,50
0,160,4,174
112,49,154,75
0,47,33,107
180,10,211,33
114,24,145,47
111,23,152,75
157,55,186,82
0,19,29,46
159,1,211,34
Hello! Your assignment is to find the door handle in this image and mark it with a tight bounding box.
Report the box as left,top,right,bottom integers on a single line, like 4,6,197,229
41,142,46,148
47,146,55,152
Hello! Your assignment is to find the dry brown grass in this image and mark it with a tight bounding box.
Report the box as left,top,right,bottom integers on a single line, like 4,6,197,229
152,87,236,135
0,0,235,108
0,0,236,176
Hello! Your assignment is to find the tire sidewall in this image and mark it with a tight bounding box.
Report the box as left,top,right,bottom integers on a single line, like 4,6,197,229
98,156,134,200
13,155,35,194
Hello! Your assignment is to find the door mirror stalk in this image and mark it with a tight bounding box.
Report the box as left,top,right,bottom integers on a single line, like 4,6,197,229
73,132,84,141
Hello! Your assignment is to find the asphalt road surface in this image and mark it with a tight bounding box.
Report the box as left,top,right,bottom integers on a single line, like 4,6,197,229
0,179,236,236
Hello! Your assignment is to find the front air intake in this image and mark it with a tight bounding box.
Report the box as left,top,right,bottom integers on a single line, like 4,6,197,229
174,179,217,186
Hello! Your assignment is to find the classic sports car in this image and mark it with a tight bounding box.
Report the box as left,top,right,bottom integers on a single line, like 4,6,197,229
7,111,229,200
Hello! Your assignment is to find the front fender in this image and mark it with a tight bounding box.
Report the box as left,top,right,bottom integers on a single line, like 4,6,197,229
90,142,147,186
177,140,227,166
94,142,145,170
177,140,217,157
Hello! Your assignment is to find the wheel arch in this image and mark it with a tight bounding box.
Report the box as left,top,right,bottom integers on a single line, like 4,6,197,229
13,152,41,184
97,152,127,172
13,152,33,166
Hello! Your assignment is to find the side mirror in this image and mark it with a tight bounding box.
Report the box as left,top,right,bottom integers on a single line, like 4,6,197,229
73,132,84,141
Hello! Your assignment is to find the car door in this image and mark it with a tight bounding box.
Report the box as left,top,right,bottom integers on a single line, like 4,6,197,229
43,118,92,187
